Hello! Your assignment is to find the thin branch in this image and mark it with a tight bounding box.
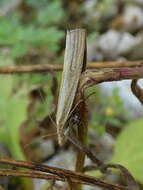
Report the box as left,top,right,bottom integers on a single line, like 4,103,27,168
0,158,125,190
0,61,143,74
88,61,143,69
106,164,139,190
80,67,143,89
68,135,139,190
67,134,104,170
131,79,143,104
0,169,63,181
0,64,62,73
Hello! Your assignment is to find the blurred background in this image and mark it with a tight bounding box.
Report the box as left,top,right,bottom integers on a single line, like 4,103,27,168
0,0,143,189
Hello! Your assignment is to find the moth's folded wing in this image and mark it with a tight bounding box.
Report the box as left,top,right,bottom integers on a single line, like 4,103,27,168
56,29,86,129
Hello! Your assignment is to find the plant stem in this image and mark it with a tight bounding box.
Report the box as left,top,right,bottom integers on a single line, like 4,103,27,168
80,67,143,89
0,158,126,189
74,94,88,190
0,61,143,74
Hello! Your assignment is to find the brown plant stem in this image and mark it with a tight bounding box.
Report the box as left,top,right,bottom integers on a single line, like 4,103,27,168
67,135,104,171
0,61,143,74
0,169,63,181
74,93,88,190
88,61,143,69
72,29,87,190
80,67,143,89
131,79,143,104
67,135,139,189
106,164,139,190
0,158,125,190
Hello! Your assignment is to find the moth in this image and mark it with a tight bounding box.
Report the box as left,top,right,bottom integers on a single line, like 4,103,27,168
56,29,86,146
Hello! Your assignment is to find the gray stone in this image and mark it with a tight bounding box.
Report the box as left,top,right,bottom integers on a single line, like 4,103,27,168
122,5,143,31
127,33,143,60
30,138,55,160
87,42,104,61
100,80,143,117
83,185,102,190
98,30,139,59
47,150,75,170
130,0,143,6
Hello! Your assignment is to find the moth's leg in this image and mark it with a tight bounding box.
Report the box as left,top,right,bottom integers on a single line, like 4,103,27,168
63,115,80,144
68,114,80,138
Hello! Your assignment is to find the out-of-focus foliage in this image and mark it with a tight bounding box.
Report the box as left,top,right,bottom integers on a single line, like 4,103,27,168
0,75,32,190
0,2,65,188
0,0,64,156
0,1,64,60
89,88,127,136
0,75,28,160
112,119,143,183
37,1,64,26
97,0,115,14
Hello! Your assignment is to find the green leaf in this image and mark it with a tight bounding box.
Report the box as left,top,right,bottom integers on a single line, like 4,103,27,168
108,117,123,127
112,119,143,183
38,1,64,26
0,17,64,52
0,76,28,160
11,43,29,57
0,17,20,45
16,26,64,51
26,0,49,7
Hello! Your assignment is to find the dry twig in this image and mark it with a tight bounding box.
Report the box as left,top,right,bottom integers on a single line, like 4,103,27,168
80,67,143,89
0,158,126,190
0,61,142,74
131,79,143,104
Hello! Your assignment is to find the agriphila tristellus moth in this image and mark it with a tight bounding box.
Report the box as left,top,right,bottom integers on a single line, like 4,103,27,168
56,29,86,146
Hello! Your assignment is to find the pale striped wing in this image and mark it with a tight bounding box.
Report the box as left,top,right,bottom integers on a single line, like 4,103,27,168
56,29,86,145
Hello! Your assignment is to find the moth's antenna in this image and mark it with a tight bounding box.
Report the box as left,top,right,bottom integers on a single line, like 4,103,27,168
67,99,83,120
38,89,49,109
67,92,95,121
24,89,58,150
49,114,57,129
